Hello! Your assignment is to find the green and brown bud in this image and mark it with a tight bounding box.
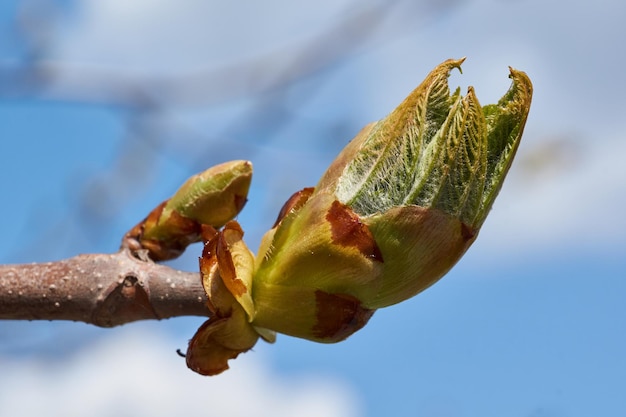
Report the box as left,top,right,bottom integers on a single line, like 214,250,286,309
186,59,533,375
251,58,532,338
122,160,252,261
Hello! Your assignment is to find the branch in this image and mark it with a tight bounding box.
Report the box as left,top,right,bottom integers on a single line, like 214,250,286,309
0,250,209,327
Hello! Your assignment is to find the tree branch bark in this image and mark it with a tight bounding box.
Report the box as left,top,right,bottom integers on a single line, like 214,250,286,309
0,250,210,327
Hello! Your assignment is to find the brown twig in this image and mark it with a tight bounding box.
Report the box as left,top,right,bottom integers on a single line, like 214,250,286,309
0,250,209,327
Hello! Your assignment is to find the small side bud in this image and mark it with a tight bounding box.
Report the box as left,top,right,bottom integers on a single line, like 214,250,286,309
121,160,252,261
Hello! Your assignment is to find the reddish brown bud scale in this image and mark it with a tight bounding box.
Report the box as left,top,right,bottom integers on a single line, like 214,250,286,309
273,187,315,228
216,225,248,298
326,200,384,262
312,291,375,342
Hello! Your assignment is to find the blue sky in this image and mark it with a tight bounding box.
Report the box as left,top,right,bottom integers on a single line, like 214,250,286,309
1,1,625,416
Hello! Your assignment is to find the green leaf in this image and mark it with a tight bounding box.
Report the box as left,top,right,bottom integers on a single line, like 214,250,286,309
334,59,532,229
336,58,465,216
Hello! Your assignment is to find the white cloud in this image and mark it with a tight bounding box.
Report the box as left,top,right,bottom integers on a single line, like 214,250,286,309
0,328,361,417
